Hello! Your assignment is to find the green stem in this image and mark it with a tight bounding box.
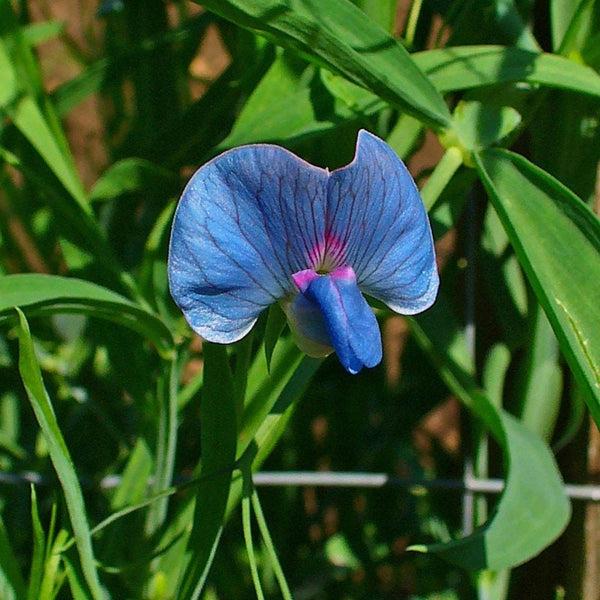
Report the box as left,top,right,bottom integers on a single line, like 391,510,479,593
252,490,294,600
420,146,463,211
234,333,254,423
146,355,180,534
405,0,423,48
242,493,265,600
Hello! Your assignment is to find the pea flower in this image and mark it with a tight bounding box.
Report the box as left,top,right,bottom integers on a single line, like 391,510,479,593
168,130,438,374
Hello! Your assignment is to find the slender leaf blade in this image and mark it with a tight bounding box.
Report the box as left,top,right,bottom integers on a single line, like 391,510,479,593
0,274,174,356
219,55,350,149
16,309,104,600
195,0,451,129
89,158,179,203
27,486,46,600
0,1,88,211
475,148,600,424
414,45,600,96
319,45,600,128
177,343,238,600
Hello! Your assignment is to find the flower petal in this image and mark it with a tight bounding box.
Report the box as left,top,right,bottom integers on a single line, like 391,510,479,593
283,292,334,358
287,266,382,374
168,144,328,342
327,130,438,314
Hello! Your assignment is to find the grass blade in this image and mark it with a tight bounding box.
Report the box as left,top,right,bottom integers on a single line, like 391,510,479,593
0,274,174,357
196,0,451,130
476,148,600,425
177,343,238,600
15,309,104,600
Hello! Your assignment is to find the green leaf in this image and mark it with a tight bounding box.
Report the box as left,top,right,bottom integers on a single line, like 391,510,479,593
16,309,105,600
553,0,600,68
317,45,600,124
0,274,174,357
264,304,287,372
40,528,70,600
414,45,600,97
551,0,582,50
23,20,65,46
27,486,46,600
443,100,521,158
153,339,320,599
239,337,307,457
89,158,179,203
480,201,528,347
195,0,451,130
529,89,600,202
475,148,600,425
410,297,570,569
0,515,26,600
177,343,238,600
220,54,352,148
325,533,362,568
145,358,180,536
517,307,563,442
352,0,396,32
320,68,384,115
0,1,88,212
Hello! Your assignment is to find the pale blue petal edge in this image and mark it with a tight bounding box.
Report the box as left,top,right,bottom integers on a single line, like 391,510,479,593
168,144,327,343
327,130,439,314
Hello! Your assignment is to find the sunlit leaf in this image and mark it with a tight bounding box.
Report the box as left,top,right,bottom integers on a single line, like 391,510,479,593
195,0,451,129
16,309,104,600
89,158,179,203
415,45,600,96
0,274,174,357
220,54,352,148
476,148,600,425
0,1,88,212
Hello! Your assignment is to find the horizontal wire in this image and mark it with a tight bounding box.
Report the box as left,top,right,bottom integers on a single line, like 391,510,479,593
2,469,600,501
254,471,600,502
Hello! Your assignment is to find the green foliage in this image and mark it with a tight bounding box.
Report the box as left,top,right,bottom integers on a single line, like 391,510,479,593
0,0,599,599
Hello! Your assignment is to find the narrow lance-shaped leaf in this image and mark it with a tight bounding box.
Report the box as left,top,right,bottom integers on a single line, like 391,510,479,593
0,1,88,211
475,148,600,425
194,0,450,130
322,45,600,120
148,336,320,600
176,343,238,600
15,309,105,600
415,45,600,96
0,274,174,357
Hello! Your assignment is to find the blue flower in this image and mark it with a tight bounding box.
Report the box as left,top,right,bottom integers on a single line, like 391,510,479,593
168,130,438,374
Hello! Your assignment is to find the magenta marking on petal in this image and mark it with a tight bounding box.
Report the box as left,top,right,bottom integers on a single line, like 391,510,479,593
307,233,348,272
330,265,356,281
292,269,319,292
307,241,326,268
324,234,346,268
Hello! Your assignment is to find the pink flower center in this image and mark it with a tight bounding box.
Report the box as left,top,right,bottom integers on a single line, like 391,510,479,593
307,233,346,273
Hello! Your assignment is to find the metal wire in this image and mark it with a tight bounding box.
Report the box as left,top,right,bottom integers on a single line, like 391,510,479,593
2,469,599,501
254,472,600,502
